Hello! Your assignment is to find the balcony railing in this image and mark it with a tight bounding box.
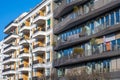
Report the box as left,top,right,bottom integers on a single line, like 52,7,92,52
33,44,44,49
33,60,39,64
54,0,87,18
20,50,29,54
2,68,15,72
19,64,29,68
20,37,29,41
34,13,45,19
54,45,120,67
3,56,12,61
54,22,120,50
55,71,120,80
47,42,50,46
21,23,25,28
34,28,45,34
19,78,28,80
4,44,13,50
32,75,50,80
33,59,45,65
4,33,17,39
54,0,119,34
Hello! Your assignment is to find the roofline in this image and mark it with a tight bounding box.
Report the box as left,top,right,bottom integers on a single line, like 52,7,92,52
4,0,47,29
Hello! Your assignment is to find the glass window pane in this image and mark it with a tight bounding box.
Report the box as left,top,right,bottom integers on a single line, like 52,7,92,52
116,9,120,23
110,12,115,26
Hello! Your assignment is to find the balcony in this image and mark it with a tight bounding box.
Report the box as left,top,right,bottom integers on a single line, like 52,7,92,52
32,44,46,54
33,60,51,69
54,0,88,18
19,37,31,45
4,22,18,34
54,0,120,34
57,71,120,80
19,78,28,80
54,23,120,50
3,44,18,54
20,25,31,33
3,56,16,65
54,45,120,67
18,50,30,59
32,29,46,39
18,64,30,72
33,14,46,24
4,33,19,44
32,76,50,80
3,56,11,61
2,68,16,76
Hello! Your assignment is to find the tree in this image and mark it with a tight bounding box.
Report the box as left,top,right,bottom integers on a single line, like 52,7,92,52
51,69,58,80
64,67,109,80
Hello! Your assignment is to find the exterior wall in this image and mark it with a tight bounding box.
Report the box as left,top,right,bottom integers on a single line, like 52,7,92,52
3,0,53,80
0,41,7,80
53,0,120,79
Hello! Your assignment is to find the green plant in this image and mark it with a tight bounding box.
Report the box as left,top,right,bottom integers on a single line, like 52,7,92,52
73,47,84,56
52,41,56,46
73,6,79,12
90,38,97,46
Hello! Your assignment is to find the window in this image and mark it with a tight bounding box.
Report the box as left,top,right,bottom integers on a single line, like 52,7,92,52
46,68,50,76
90,21,94,34
92,62,96,72
66,0,72,4
101,17,104,24
46,51,50,62
47,19,51,30
110,12,115,26
111,40,116,50
117,39,120,49
47,35,50,46
47,4,51,14
57,69,64,77
105,14,110,27
63,49,68,56
115,9,120,23
84,3,89,14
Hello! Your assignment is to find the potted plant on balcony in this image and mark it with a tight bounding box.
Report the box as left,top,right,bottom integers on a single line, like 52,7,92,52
90,38,98,54
73,6,79,17
72,47,84,58
52,41,56,47
79,27,87,37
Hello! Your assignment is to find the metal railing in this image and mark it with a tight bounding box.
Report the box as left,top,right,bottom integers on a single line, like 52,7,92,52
34,28,45,33
21,23,25,28
2,68,15,72
4,33,17,39
19,64,29,68
55,21,112,48
33,43,44,49
54,0,116,34
34,13,45,19
20,50,29,54
54,45,120,66
4,44,13,50
33,60,39,64
3,56,12,61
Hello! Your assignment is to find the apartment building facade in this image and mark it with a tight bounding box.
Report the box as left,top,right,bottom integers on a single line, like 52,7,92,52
53,0,120,80
0,41,7,80
3,0,53,80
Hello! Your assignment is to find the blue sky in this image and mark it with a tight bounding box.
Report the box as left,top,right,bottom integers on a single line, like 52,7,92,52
0,0,42,41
